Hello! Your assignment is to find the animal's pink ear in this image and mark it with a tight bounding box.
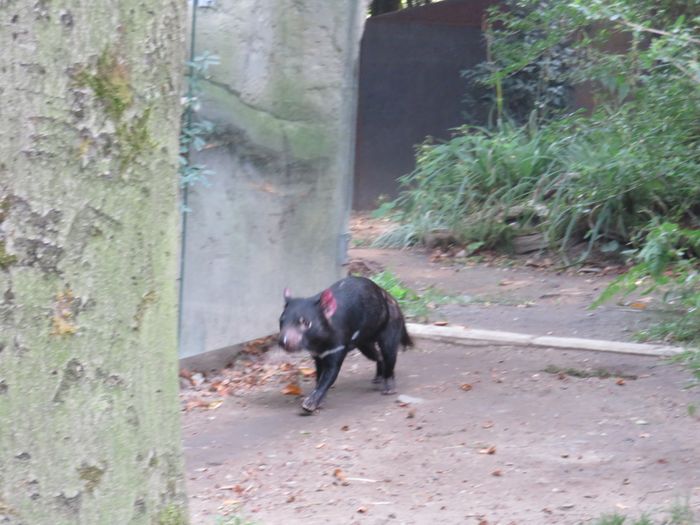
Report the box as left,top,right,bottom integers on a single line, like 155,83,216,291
283,288,292,302
319,289,337,319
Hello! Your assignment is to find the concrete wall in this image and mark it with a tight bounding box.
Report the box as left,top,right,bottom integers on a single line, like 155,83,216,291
180,1,370,358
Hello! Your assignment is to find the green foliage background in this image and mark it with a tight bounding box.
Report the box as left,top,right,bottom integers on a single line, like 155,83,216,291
380,0,700,351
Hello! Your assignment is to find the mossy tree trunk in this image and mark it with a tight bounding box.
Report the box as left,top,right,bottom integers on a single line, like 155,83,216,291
0,1,187,524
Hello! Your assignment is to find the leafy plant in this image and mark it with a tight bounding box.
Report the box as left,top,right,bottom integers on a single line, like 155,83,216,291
180,52,219,191
368,270,456,321
593,223,700,305
593,222,700,349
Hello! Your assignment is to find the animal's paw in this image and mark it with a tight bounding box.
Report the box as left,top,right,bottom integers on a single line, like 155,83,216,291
301,396,318,414
381,378,397,395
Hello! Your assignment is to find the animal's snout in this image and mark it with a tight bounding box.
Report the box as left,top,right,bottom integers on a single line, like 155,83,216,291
278,327,303,352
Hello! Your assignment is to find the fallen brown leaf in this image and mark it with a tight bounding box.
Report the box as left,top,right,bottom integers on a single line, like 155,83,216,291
299,367,316,378
333,468,348,483
460,383,473,392
479,445,497,455
616,378,626,386
433,321,449,326
357,506,367,514
184,398,210,411
629,301,648,310
491,469,503,477
281,383,302,396
210,379,232,393
207,399,223,410
481,421,494,429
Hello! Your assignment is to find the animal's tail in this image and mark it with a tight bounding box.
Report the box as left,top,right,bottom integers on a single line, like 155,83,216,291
381,286,413,349
401,321,413,348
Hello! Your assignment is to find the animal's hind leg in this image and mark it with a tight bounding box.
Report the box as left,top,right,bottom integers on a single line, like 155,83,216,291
377,329,399,395
357,343,384,385
373,361,384,385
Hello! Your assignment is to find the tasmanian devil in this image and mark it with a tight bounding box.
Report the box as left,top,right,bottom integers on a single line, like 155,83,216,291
278,276,412,413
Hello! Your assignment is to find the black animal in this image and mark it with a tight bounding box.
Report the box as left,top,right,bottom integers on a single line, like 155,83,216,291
278,276,412,413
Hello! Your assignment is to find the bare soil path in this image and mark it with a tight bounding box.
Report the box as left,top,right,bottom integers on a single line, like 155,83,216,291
182,217,700,525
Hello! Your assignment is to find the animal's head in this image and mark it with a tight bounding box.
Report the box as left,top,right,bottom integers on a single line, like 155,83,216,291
278,287,337,352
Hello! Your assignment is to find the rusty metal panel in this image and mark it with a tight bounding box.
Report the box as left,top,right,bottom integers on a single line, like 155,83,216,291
354,1,498,209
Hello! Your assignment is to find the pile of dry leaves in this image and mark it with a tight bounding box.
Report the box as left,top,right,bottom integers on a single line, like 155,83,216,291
179,336,315,412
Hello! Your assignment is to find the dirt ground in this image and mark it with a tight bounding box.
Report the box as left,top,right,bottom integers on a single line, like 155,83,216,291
181,216,700,524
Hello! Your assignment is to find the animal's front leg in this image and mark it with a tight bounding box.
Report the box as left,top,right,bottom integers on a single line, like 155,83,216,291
301,351,346,413
313,356,323,386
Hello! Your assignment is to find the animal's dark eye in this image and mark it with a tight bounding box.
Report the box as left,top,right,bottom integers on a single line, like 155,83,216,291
298,317,311,328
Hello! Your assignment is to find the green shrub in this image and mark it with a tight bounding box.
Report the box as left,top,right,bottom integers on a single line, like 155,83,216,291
382,84,699,257
593,222,700,365
542,82,700,259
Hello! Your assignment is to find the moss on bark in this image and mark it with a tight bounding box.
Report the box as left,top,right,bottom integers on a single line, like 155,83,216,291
76,50,134,121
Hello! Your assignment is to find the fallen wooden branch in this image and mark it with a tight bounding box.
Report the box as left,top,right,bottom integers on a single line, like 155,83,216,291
406,322,684,357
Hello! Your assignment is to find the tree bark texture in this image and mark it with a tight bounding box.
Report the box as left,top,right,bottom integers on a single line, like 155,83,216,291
0,1,187,524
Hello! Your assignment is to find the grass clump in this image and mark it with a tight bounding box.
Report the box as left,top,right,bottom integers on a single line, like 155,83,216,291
592,502,695,525
377,120,560,250
382,87,699,259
